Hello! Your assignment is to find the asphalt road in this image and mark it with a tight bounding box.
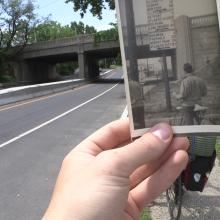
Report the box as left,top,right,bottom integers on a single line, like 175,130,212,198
0,69,126,220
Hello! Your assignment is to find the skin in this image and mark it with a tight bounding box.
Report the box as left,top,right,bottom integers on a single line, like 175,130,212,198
43,119,189,220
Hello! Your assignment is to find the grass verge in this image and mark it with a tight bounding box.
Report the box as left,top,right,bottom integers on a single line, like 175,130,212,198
141,209,151,220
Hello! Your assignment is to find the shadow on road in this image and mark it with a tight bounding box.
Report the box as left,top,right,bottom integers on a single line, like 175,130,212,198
93,78,124,84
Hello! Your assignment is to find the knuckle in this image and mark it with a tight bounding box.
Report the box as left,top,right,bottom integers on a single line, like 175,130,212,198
136,133,155,150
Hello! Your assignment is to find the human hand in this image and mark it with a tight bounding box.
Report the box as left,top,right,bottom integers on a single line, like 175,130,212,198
43,119,189,220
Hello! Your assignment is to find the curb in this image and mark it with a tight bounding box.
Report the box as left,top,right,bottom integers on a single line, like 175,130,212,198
0,79,86,106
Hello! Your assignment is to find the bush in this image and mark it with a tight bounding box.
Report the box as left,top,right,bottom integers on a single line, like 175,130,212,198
0,74,15,83
56,62,78,76
94,28,119,46
141,209,151,220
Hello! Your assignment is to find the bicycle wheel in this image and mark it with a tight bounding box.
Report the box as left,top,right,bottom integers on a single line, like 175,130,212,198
172,108,183,126
166,176,182,220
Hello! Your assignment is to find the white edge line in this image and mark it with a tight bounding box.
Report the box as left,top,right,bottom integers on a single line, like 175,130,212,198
0,84,119,149
100,69,113,76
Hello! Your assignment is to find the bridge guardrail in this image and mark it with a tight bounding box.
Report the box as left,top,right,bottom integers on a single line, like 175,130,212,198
24,33,119,52
24,34,95,51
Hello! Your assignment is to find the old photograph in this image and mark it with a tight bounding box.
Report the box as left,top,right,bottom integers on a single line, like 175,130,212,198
116,0,220,136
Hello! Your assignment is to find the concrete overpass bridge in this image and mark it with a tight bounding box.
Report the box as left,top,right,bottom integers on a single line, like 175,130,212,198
14,34,120,82
12,13,219,83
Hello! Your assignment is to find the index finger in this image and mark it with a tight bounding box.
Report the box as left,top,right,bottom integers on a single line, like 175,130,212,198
75,119,131,156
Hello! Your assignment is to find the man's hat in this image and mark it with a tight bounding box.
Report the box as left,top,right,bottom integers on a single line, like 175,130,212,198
183,63,193,73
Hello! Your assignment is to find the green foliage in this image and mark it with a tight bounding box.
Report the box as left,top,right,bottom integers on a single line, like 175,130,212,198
29,21,75,42
29,21,97,43
0,0,37,49
0,0,38,77
141,209,151,220
0,74,15,83
115,52,122,66
99,55,121,69
56,62,78,76
65,0,115,19
71,21,96,35
85,24,96,34
99,58,113,69
94,25,118,45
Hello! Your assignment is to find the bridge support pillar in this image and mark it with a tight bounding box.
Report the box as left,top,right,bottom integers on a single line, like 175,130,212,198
10,61,25,82
14,61,32,82
78,52,88,79
78,53,99,79
175,15,194,79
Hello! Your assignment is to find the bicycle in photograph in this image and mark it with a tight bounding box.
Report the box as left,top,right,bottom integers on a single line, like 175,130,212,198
166,104,216,220
166,174,183,220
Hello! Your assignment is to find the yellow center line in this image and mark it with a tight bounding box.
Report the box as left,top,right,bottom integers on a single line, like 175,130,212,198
0,84,90,112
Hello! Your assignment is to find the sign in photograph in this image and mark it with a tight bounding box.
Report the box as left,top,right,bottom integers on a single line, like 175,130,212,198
146,0,176,51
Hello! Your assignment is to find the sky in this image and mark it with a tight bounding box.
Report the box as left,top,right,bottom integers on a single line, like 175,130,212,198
35,0,117,31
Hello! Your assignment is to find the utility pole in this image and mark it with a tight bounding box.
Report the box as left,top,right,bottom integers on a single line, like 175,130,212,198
162,53,172,112
124,0,146,129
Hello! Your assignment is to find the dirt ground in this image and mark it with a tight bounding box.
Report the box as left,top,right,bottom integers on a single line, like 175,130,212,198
142,75,220,128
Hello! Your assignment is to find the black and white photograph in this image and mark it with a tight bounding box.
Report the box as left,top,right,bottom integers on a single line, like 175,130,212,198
116,0,220,137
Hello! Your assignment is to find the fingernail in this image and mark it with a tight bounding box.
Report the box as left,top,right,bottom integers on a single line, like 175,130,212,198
150,123,171,142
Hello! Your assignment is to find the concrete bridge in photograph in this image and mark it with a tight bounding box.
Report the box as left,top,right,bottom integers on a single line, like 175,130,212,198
13,34,120,82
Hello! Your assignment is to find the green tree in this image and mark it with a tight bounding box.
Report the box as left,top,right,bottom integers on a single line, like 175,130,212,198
94,22,118,44
70,21,96,35
30,20,97,43
70,21,84,34
56,61,78,76
85,24,96,34
65,0,115,19
29,21,76,42
0,0,38,80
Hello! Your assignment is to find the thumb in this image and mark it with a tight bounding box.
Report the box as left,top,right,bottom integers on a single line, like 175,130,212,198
100,123,173,177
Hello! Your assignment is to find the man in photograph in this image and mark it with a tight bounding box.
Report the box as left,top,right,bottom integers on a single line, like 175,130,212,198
176,63,207,125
